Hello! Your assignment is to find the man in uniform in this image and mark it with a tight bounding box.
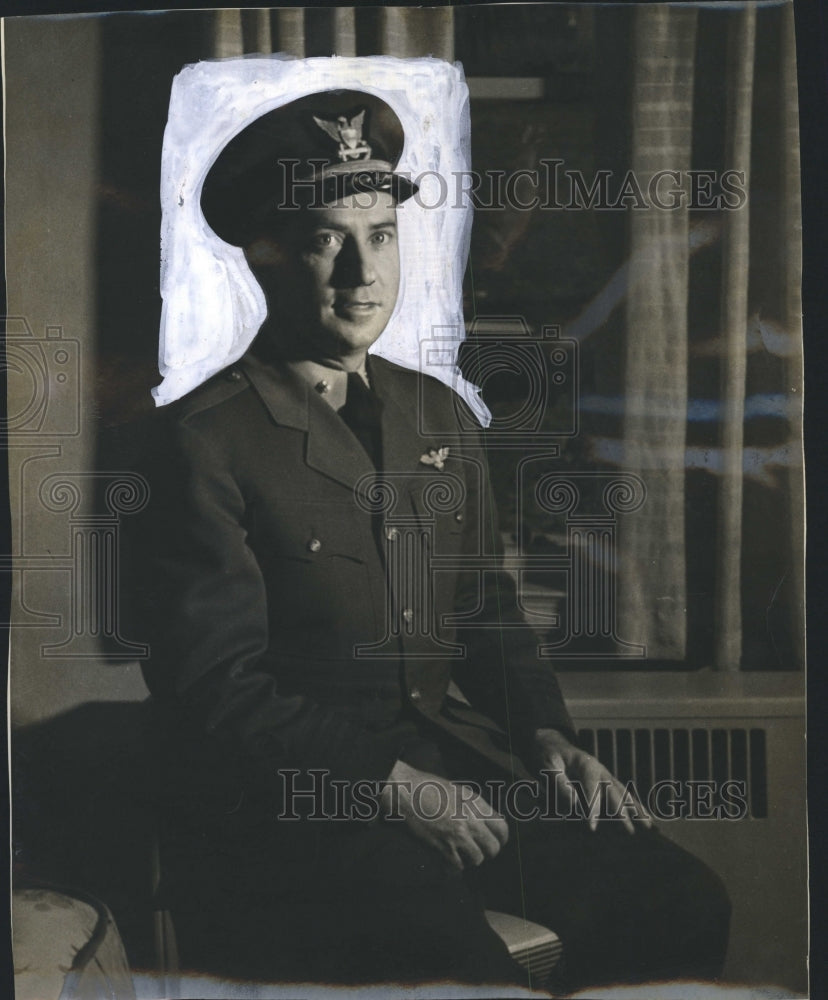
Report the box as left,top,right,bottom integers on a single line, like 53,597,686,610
130,89,730,990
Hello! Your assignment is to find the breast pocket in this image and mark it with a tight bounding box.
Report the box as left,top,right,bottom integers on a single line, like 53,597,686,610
247,497,382,660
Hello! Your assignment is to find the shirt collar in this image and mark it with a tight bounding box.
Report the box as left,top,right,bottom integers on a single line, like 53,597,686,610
286,357,370,412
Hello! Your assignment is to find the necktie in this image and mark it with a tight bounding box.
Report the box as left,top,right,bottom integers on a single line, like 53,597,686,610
338,371,383,467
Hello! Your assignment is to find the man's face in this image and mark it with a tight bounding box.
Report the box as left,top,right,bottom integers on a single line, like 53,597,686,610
250,192,400,363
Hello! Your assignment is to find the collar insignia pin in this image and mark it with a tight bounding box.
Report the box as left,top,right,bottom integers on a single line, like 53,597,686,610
420,447,450,471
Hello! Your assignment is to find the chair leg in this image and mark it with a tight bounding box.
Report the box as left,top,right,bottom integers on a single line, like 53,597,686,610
152,908,181,998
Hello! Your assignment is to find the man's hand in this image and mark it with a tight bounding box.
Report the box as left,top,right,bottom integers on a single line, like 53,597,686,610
380,760,509,870
535,728,652,834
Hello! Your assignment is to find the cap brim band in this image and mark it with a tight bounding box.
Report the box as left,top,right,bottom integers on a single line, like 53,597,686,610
326,170,417,203
284,169,418,208
208,171,419,246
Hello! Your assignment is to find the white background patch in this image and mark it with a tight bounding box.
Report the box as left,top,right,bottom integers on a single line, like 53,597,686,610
156,55,485,421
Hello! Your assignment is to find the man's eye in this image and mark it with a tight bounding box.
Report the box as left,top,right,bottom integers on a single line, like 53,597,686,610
371,231,394,245
311,232,339,249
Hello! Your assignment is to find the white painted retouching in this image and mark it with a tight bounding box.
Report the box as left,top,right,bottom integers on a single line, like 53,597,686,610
155,54,484,420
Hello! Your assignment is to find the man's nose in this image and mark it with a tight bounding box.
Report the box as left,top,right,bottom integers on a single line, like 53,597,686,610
333,237,376,288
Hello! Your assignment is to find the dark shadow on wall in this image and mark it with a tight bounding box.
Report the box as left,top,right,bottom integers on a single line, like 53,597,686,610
92,15,218,671
94,12,214,464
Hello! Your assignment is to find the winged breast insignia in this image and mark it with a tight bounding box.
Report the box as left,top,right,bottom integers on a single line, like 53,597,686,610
312,109,372,162
420,447,450,471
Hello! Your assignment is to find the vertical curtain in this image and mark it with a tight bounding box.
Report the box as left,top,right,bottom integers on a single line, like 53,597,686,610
376,8,454,60
241,10,273,54
617,2,802,670
204,5,803,672
212,9,243,58
714,6,755,671
780,2,805,671
209,8,454,60
617,6,698,663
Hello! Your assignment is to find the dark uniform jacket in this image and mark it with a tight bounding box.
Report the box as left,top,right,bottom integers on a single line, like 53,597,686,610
131,350,574,825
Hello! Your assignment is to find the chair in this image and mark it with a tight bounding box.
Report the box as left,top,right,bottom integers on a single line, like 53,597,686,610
485,909,563,989
14,700,564,993
12,884,136,1000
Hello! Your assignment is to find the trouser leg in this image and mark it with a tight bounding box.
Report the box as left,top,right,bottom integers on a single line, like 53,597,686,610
477,817,731,990
166,818,529,987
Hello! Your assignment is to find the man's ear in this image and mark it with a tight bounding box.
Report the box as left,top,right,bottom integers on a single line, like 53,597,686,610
244,236,293,271
243,235,301,317
243,234,308,337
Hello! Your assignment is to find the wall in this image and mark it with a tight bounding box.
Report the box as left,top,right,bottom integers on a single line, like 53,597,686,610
6,17,149,725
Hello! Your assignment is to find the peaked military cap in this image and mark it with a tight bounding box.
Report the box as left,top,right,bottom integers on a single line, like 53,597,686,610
201,89,418,247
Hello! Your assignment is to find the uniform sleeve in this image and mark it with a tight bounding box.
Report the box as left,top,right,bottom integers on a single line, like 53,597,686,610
128,412,402,789
448,410,577,759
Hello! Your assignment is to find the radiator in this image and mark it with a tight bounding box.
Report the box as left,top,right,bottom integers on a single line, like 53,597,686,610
559,670,807,995
575,724,768,819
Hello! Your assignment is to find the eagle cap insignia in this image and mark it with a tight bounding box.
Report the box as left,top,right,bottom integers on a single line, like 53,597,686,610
420,447,450,471
312,109,372,162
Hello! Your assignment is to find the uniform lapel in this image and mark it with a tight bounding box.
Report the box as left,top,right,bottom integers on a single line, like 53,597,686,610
239,352,308,431
369,357,448,518
306,395,377,490
239,351,377,491
370,363,424,478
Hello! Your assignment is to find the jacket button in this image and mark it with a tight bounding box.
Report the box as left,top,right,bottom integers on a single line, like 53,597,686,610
454,512,464,522
410,687,422,702
225,369,241,382
402,608,414,623
307,538,322,553
386,527,399,541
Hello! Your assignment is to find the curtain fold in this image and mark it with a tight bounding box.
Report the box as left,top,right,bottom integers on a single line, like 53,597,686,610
714,6,756,671
212,9,243,59
617,6,697,662
241,9,272,56
272,10,304,57
616,2,801,670
333,9,357,58
379,8,454,61
780,1,805,670
213,9,455,60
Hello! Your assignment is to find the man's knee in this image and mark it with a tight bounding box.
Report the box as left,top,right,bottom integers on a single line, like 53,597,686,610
628,836,731,979
651,835,731,926
669,848,732,958
545,828,731,984
686,851,731,922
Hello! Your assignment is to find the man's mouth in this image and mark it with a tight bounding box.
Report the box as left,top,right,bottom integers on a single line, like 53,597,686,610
334,300,380,316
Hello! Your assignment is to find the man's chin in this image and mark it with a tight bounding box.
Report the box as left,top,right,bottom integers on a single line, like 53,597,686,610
324,324,388,356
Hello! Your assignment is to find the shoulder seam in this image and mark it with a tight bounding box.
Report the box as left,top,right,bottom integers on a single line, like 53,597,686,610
172,370,251,424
